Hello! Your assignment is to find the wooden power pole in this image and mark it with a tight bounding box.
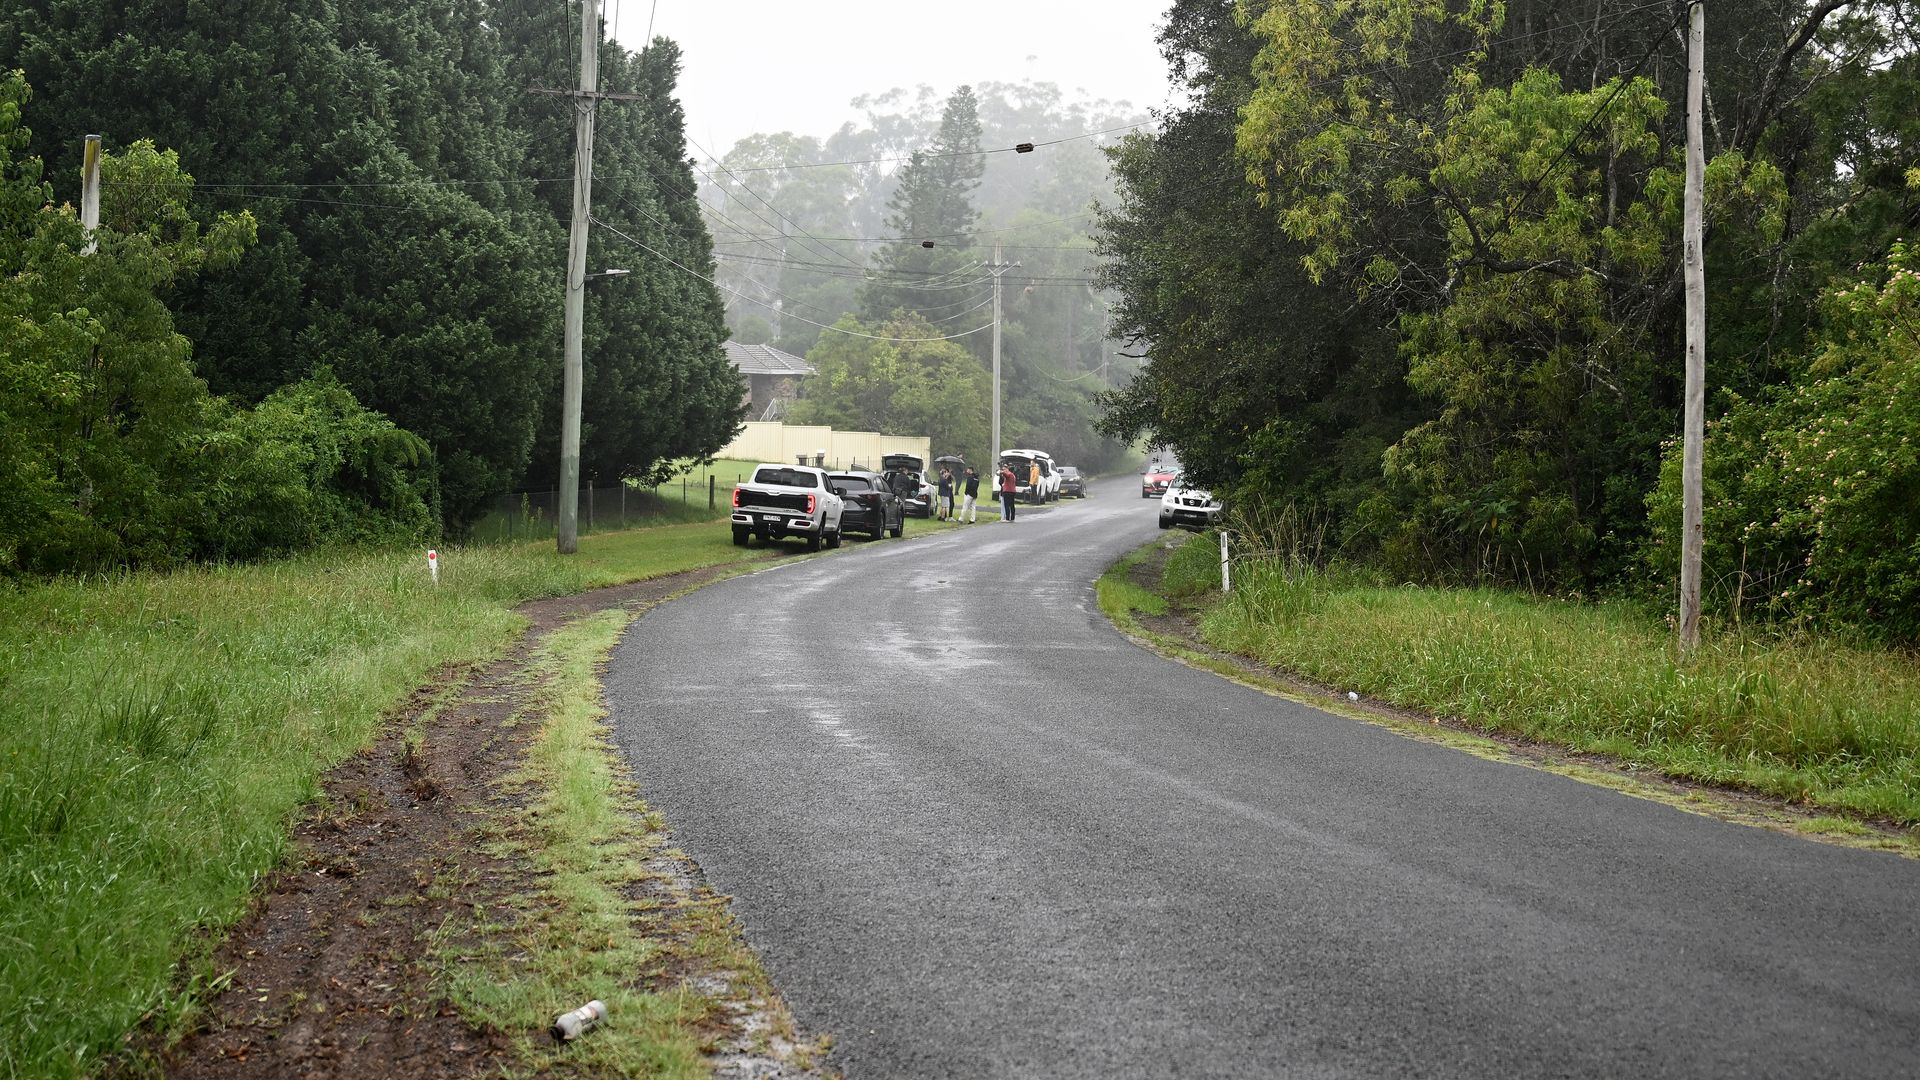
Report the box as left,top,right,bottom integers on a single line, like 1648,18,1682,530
987,243,1019,459
557,0,602,555
80,135,101,255
1679,0,1707,649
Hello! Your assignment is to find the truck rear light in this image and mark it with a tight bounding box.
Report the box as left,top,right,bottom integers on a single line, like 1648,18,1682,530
806,493,817,514
731,487,741,508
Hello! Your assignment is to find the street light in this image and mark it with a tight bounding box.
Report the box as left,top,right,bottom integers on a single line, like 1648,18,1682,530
586,267,630,281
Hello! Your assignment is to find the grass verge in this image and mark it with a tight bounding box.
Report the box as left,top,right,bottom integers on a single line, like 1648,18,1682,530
0,523,763,1079
1100,534,1920,846
438,609,816,1076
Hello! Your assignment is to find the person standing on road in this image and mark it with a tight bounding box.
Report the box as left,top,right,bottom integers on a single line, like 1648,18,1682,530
997,463,1018,522
937,467,955,520
961,467,980,523
1027,460,1041,504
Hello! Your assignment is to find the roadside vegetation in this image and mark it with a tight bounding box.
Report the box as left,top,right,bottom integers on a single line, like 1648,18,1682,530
1096,1,1920,646
1116,533,1920,831
0,525,764,1078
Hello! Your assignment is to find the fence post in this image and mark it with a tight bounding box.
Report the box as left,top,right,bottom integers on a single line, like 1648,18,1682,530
1220,529,1232,593
621,483,626,530
588,484,594,534
709,475,716,510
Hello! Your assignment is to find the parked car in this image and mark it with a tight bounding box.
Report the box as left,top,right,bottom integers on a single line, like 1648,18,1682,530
1057,466,1086,498
1142,463,1177,499
731,464,844,551
1159,477,1223,530
829,470,905,540
881,453,938,518
1000,449,1060,503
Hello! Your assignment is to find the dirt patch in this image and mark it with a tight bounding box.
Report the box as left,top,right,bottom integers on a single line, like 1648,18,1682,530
125,561,828,1078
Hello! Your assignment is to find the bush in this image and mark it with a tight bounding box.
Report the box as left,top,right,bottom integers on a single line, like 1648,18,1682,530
1648,241,1920,640
196,372,437,560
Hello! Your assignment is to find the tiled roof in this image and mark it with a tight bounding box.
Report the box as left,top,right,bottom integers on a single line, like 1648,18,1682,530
724,340,815,377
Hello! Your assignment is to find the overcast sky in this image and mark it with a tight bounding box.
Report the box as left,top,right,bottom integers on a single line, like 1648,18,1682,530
612,0,1176,158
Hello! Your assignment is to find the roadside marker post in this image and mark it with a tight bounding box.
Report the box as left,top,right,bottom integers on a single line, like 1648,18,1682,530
427,548,439,586
1220,530,1231,593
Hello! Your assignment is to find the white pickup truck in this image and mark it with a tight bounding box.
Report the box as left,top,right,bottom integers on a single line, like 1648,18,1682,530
731,463,844,551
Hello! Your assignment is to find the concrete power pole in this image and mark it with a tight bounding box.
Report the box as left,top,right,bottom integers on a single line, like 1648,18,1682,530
1679,0,1707,649
987,243,1020,459
557,0,602,555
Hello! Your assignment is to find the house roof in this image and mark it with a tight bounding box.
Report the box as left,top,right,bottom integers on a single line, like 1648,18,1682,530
724,340,815,377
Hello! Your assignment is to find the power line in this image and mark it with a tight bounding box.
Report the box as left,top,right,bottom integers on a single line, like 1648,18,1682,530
595,216,998,342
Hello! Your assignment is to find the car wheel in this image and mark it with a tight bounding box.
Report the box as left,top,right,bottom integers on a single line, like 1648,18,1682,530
731,527,748,546
890,516,904,538
871,517,885,541
827,526,842,549
1158,515,1172,529
807,531,822,552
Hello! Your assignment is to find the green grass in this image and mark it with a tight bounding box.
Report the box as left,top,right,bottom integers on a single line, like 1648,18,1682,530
439,608,816,1076
0,523,759,1079
468,459,765,542
1178,538,1920,826
439,610,721,1077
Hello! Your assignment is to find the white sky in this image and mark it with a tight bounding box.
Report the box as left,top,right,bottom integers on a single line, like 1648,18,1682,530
612,0,1176,158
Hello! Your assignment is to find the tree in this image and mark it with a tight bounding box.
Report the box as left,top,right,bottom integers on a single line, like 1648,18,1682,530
0,73,262,569
861,86,986,324
789,315,992,466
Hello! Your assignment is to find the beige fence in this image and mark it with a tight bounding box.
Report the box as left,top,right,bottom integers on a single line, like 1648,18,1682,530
720,422,930,471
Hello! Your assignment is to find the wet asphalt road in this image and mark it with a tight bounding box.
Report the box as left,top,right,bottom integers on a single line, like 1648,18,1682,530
605,479,1920,1079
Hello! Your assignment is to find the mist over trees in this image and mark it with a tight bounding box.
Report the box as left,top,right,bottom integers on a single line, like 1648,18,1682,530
1097,0,1920,638
702,80,1149,471
0,0,744,571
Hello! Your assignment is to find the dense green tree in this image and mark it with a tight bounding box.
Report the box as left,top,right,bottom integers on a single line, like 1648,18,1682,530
519,35,745,489
1094,0,1416,529
789,315,993,467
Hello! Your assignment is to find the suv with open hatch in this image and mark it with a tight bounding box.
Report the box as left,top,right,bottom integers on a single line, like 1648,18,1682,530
880,453,937,518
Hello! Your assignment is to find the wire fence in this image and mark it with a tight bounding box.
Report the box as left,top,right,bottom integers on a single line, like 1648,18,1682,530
469,475,742,544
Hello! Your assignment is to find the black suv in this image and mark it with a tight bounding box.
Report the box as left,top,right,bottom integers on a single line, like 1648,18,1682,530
1058,466,1086,498
829,471,905,540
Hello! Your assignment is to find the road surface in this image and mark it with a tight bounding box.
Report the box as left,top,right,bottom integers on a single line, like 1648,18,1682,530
606,479,1920,1079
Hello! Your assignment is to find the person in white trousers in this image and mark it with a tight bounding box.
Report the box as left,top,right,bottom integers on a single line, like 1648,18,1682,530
960,467,981,523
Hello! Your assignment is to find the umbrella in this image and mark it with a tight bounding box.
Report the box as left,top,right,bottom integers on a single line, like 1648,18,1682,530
933,455,967,467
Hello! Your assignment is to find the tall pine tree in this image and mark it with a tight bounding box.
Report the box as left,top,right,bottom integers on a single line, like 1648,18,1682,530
861,85,985,325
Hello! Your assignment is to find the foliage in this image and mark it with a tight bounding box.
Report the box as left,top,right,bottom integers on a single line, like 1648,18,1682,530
861,85,987,325
198,372,437,559
788,314,992,465
1099,0,1916,616
2,2,745,537
0,83,252,571
1648,239,1920,640
0,521,765,1079
1184,544,1920,826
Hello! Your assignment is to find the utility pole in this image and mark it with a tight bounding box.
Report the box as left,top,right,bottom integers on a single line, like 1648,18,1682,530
987,242,1020,458
556,0,602,555
80,135,101,255
1679,0,1707,649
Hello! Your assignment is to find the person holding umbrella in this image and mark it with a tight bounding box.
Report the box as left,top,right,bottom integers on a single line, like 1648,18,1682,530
937,466,955,520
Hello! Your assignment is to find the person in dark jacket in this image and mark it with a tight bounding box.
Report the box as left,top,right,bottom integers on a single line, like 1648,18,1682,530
937,467,955,520
997,463,1018,522
960,467,980,523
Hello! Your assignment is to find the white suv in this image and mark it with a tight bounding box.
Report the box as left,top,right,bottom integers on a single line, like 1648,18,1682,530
1000,449,1060,503
1158,477,1222,530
